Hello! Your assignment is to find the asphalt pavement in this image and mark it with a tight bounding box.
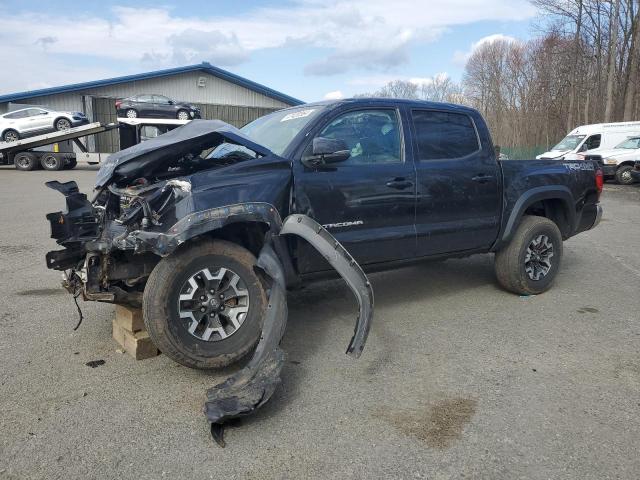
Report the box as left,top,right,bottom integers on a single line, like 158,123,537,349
1,164,639,479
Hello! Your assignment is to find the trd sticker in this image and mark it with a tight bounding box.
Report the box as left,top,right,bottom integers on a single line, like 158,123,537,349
563,162,595,171
322,220,364,229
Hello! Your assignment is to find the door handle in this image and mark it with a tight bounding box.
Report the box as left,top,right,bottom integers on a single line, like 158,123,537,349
386,177,413,190
472,174,494,183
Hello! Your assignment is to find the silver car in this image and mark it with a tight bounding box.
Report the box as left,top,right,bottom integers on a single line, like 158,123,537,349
0,107,88,143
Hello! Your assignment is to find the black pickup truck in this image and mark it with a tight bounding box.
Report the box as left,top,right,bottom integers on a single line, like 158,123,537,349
45,99,603,372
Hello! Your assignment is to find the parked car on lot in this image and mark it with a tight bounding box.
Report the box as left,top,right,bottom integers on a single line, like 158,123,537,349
584,136,640,184
116,94,201,120
45,99,603,371
0,107,88,143
537,121,640,161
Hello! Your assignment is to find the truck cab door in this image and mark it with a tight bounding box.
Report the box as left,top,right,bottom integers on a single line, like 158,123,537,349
293,107,417,273
410,109,501,256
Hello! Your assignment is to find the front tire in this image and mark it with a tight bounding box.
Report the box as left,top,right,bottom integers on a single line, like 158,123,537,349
494,215,563,295
616,165,635,185
143,240,267,370
177,109,190,120
55,118,71,131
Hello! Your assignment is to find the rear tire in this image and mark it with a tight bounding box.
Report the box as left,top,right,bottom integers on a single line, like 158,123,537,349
64,158,78,170
143,240,267,370
494,215,563,295
615,165,635,185
125,109,138,119
40,154,63,171
3,129,19,142
14,152,38,171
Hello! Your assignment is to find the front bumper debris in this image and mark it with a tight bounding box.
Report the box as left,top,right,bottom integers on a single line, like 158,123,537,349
203,215,374,446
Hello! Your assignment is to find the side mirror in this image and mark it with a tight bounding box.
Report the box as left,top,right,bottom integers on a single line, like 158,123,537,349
302,137,350,168
168,100,174,105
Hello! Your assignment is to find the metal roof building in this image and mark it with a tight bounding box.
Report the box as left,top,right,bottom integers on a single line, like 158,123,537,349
0,62,303,152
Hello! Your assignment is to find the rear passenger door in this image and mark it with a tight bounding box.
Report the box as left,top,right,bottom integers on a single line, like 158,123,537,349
410,109,500,256
294,107,417,272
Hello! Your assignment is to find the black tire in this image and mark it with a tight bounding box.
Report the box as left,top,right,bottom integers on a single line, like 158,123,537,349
125,109,138,119
55,118,71,131
494,215,563,295
40,154,63,171
143,240,267,370
14,152,38,171
64,158,78,170
615,165,635,185
3,129,19,142
176,109,190,120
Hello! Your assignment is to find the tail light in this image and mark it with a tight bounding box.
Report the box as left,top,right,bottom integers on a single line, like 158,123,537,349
595,168,603,199
115,100,122,109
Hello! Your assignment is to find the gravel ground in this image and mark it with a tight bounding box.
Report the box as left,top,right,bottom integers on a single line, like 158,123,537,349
0,165,639,480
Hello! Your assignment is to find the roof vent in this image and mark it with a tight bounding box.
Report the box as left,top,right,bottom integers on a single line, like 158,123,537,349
197,76,206,88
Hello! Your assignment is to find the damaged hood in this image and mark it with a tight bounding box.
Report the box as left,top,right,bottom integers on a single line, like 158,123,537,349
95,120,273,188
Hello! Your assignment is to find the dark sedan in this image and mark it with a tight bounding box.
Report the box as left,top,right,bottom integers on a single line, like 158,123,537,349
115,94,201,120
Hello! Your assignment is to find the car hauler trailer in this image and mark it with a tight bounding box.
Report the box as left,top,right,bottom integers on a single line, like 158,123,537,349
0,119,190,171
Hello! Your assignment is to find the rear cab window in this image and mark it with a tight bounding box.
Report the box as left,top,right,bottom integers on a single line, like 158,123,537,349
411,110,480,160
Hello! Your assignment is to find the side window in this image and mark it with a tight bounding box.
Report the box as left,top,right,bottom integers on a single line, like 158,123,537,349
25,108,45,117
412,110,479,160
315,109,402,165
584,134,601,150
153,95,171,104
138,95,153,103
3,111,24,119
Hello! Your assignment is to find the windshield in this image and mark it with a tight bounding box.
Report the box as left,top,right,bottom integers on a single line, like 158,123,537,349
239,106,325,156
552,135,586,151
615,137,640,149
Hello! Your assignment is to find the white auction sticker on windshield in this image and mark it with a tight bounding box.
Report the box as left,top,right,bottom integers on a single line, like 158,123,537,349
280,109,315,122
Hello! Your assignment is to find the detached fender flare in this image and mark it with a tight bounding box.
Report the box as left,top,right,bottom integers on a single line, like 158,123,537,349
280,214,374,358
494,186,575,250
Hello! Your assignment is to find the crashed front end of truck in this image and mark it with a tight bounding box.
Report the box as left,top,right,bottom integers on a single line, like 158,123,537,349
44,120,373,446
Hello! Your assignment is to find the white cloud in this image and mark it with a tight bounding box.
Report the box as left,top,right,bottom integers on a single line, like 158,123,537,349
453,33,519,64
323,90,344,100
409,73,449,87
0,1,536,93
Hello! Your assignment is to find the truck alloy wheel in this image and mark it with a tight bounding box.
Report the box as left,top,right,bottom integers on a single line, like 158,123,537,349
494,215,563,295
177,267,250,342
143,240,266,370
14,152,37,171
615,165,635,185
524,234,554,280
41,154,62,171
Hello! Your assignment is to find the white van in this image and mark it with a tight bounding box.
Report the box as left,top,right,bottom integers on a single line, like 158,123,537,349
537,121,640,162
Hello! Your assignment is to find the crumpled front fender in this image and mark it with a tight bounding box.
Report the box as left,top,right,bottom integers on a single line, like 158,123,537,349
204,214,374,447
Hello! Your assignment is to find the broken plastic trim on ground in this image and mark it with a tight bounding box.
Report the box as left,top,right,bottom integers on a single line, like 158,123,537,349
204,214,374,447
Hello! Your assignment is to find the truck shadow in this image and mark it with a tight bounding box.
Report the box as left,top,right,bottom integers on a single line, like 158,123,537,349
237,254,498,427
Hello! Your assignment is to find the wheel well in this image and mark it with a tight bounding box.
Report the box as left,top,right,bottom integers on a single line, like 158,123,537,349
207,222,270,257
53,116,69,126
523,199,571,238
617,161,635,168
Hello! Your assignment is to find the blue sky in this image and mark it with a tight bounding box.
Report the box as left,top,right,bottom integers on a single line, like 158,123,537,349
0,0,538,101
